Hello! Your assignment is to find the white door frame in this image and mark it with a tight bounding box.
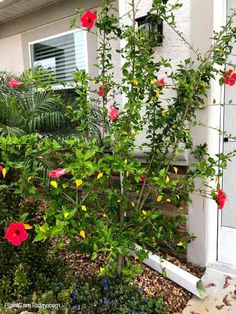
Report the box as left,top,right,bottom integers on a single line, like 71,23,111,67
207,0,232,266
216,0,236,266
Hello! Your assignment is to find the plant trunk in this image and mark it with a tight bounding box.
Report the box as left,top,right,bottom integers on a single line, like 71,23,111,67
116,254,124,276
116,183,125,276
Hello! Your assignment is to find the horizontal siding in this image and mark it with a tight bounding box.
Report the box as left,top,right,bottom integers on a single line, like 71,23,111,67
0,0,62,24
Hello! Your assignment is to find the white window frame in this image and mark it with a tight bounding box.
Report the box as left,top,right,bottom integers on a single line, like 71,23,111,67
28,29,89,90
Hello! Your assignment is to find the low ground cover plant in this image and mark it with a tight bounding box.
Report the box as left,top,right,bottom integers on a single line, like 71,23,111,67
1,275,166,314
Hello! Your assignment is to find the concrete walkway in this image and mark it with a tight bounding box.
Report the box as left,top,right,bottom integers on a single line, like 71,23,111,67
183,264,236,314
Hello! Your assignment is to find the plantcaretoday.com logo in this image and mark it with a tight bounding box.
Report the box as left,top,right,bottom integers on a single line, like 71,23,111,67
4,302,61,309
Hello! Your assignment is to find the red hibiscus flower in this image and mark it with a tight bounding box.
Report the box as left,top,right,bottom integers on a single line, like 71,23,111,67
49,168,66,179
140,176,146,183
216,188,227,209
0,166,3,174
9,78,22,89
108,105,120,122
98,86,107,97
5,222,28,246
80,10,97,29
223,69,236,86
154,78,166,88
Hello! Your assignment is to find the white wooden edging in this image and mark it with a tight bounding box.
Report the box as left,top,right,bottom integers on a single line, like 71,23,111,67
133,245,207,299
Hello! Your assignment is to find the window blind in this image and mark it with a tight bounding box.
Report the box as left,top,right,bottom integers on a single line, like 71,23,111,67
31,30,87,83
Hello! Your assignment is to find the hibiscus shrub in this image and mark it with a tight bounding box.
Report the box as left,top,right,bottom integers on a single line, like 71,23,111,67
1,0,236,285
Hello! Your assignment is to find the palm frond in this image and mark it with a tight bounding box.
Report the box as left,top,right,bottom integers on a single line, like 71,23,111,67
28,112,68,133
0,123,26,137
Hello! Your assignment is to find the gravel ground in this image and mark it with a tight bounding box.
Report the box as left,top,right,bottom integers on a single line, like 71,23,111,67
60,250,205,314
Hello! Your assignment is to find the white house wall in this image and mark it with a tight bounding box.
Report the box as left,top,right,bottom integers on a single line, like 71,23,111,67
120,0,220,267
0,34,24,72
119,0,191,163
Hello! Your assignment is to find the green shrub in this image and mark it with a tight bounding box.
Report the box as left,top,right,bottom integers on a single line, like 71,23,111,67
0,190,65,303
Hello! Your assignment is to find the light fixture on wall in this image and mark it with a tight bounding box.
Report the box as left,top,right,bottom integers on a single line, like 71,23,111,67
135,13,164,46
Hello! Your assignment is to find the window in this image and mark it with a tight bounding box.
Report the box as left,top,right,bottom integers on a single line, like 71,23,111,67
135,13,164,46
29,30,88,85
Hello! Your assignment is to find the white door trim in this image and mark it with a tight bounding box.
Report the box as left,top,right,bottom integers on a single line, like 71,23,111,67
209,0,227,264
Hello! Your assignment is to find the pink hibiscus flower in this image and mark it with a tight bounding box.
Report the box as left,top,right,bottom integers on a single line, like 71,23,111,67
9,78,22,89
49,168,66,179
108,105,120,122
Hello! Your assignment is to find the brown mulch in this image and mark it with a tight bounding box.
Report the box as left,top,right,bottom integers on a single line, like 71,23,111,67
133,264,192,313
60,249,205,314
60,250,106,280
133,253,205,313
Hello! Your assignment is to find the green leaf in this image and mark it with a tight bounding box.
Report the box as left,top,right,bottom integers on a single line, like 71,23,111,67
93,242,98,252
91,252,98,260
19,212,29,221
51,224,64,236
33,233,47,242
196,280,207,299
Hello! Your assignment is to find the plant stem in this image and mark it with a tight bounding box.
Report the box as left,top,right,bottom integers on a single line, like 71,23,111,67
116,254,124,275
116,202,125,276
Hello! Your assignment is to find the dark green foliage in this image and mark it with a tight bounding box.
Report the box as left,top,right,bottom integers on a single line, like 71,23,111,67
0,191,65,303
0,70,103,140
30,276,166,314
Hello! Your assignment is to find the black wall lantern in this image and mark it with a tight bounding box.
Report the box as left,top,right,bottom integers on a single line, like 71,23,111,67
135,13,164,46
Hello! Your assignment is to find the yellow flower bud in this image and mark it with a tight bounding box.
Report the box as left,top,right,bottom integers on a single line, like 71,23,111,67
81,205,87,212
24,224,33,230
173,167,178,174
76,179,83,187
97,172,104,179
64,212,69,218
2,168,7,178
80,230,86,239
50,181,58,189
162,109,168,117
130,78,138,85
